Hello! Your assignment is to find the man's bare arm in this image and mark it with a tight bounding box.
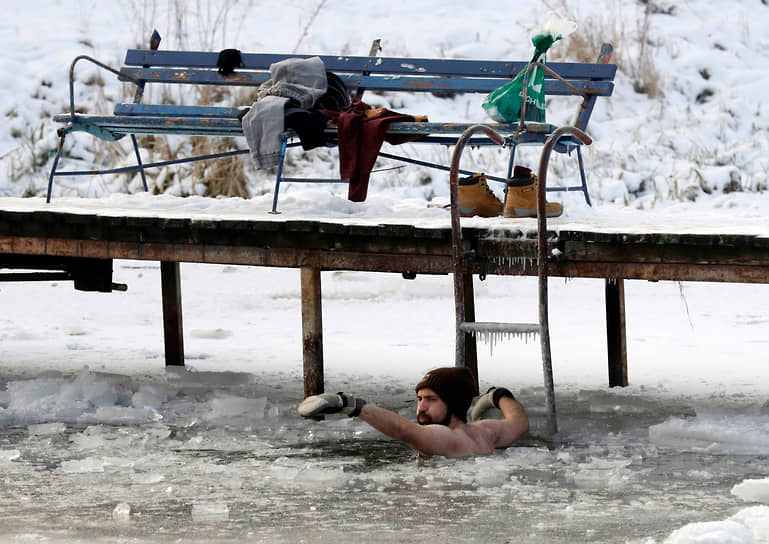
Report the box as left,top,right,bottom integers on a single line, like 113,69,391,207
358,403,469,457
475,396,529,448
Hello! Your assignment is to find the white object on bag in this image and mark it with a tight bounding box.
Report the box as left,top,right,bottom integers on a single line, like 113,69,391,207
536,11,578,40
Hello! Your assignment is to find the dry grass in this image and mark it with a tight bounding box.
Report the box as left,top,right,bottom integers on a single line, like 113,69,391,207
191,136,250,198
545,0,662,98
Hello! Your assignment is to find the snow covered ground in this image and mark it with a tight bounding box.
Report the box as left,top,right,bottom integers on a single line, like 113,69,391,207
1,1,769,542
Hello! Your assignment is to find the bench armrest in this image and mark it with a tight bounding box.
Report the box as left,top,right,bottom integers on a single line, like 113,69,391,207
63,55,142,122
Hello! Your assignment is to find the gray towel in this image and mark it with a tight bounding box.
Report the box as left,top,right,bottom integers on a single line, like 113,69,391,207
242,56,327,169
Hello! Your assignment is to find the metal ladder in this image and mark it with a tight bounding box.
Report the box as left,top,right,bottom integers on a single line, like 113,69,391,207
449,124,591,436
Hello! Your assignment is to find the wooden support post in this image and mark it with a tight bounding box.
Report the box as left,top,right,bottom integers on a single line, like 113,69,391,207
160,261,184,366
462,273,479,393
300,267,324,397
605,278,628,387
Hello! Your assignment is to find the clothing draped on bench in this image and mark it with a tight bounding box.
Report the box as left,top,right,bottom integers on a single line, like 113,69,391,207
241,56,327,168
323,100,420,202
241,56,421,201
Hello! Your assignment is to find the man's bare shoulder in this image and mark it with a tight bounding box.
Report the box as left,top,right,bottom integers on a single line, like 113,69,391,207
455,421,497,455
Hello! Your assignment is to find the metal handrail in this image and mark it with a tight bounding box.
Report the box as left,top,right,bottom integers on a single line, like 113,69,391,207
448,125,506,366
536,125,592,435
66,55,142,121
449,123,592,436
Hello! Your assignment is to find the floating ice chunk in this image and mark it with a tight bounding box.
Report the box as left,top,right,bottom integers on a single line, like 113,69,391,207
296,465,349,489
649,413,769,455
28,422,66,435
130,472,165,485
472,463,509,487
58,457,105,474
571,457,631,492
663,520,754,544
663,506,769,544
101,456,135,469
0,449,20,462
131,385,168,410
191,502,229,522
504,447,554,466
80,405,162,424
112,503,131,522
732,478,769,504
209,396,267,420
729,507,769,541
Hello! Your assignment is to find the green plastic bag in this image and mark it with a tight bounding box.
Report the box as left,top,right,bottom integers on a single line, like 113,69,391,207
482,13,576,124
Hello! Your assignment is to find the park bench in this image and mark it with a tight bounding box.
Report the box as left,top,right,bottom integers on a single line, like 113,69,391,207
48,32,616,212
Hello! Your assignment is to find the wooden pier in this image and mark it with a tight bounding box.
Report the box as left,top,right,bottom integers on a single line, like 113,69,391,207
2,206,768,395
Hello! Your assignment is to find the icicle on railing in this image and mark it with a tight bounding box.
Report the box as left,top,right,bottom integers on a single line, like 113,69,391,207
459,322,540,356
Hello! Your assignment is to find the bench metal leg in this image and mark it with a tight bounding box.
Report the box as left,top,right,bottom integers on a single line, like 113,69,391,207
605,278,628,387
160,261,184,366
130,134,149,192
301,267,324,397
506,142,518,179
576,146,592,206
270,138,289,214
46,134,67,203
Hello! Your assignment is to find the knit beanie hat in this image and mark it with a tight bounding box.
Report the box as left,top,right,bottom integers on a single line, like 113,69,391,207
415,367,477,423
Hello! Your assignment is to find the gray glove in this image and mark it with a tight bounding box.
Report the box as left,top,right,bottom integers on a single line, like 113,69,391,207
470,387,515,421
297,392,366,418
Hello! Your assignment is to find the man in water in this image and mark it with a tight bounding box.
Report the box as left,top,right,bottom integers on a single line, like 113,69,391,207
297,366,529,458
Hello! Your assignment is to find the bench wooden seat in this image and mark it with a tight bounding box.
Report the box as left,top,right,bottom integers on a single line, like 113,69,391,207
48,33,616,211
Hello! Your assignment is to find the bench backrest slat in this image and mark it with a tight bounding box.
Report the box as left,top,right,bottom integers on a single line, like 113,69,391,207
124,49,617,81
118,67,614,96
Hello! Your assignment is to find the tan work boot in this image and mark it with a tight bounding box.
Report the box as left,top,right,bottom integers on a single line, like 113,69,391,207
458,173,503,217
503,166,563,218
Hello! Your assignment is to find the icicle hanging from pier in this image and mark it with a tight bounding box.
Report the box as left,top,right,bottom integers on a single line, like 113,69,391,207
487,255,539,271
459,322,540,356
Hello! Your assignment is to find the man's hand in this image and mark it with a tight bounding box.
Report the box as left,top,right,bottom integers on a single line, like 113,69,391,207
470,387,515,421
298,392,366,418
